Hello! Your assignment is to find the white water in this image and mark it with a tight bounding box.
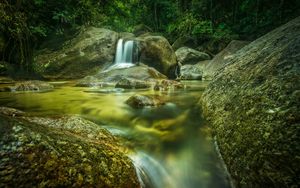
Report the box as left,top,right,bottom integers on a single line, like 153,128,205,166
103,39,137,72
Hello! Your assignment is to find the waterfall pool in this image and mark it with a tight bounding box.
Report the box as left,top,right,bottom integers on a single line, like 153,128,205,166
0,80,231,188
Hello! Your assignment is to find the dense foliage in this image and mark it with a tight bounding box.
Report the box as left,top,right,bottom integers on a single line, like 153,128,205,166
0,0,299,73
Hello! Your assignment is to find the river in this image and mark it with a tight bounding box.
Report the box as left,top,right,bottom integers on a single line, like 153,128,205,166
0,80,231,188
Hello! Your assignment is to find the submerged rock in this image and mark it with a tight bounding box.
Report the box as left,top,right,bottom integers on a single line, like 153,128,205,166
175,47,211,65
202,40,249,80
0,107,140,188
33,27,118,79
126,94,165,108
201,17,300,187
137,34,179,78
153,79,184,91
1,80,53,92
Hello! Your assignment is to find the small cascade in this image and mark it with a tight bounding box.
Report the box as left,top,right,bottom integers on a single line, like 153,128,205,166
130,152,176,188
105,38,139,71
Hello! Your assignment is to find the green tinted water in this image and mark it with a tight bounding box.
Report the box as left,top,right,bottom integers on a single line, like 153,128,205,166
0,81,231,188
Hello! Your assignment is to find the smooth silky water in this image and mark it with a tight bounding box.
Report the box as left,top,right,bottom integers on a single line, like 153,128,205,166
0,81,231,188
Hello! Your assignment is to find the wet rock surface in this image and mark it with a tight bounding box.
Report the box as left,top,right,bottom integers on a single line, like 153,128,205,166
1,80,54,92
175,47,211,65
76,65,166,87
201,17,300,187
33,27,118,79
126,94,165,108
0,107,139,188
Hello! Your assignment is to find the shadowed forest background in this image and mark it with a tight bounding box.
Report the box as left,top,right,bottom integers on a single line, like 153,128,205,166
1,0,299,76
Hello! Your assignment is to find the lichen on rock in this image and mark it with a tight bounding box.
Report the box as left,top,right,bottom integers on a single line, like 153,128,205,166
201,17,300,187
0,107,140,188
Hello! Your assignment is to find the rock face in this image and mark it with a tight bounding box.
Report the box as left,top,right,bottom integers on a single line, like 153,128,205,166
202,40,249,80
201,17,300,187
126,94,165,108
76,65,167,87
175,47,211,65
180,61,210,80
1,80,54,92
137,34,179,78
33,27,118,79
0,107,139,188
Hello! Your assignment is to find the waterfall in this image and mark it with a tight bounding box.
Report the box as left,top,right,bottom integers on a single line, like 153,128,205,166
104,38,138,71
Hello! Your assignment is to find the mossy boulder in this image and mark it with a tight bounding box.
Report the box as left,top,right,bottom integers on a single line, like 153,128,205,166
202,40,249,80
0,107,140,188
201,17,300,187
137,34,179,78
33,27,118,79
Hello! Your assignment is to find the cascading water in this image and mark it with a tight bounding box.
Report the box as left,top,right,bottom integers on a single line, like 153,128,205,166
105,38,138,71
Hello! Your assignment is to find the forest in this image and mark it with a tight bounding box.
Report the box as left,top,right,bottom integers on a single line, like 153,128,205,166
0,1,299,188
1,0,299,74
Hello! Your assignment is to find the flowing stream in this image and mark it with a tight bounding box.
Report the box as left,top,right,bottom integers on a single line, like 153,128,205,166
0,81,231,188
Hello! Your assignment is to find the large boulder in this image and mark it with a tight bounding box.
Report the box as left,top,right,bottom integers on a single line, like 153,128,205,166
33,27,118,79
137,34,179,78
202,40,249,80
76,64,167,87
201,17,300,187
175,47,211,65
180,60,210,80
0,107,139,187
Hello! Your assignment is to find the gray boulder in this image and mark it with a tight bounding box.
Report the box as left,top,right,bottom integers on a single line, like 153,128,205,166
180,60,210,80
175,47,211,65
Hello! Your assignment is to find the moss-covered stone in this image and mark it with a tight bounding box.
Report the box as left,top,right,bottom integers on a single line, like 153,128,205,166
0,107,139,188
201,17,300,187
33,27,118,79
